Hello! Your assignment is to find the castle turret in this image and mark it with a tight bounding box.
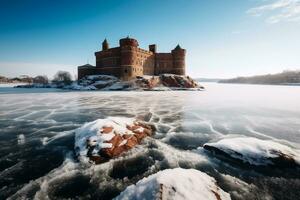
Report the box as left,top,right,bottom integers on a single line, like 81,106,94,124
149,44,157,53
119,37,139,80
119,36,139,47
102,38,109,50
171,44,186,75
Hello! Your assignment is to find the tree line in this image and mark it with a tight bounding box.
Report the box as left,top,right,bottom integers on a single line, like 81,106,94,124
219,70,300,85
0,71,74,85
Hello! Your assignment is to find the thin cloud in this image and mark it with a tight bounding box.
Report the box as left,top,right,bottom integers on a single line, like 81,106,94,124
247,0,300,24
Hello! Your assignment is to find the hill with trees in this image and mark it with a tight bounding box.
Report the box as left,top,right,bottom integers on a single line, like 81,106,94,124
219,70,300,85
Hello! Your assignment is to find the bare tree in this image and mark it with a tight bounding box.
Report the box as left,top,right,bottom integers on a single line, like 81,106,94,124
53,71,72,85
33,75,49,84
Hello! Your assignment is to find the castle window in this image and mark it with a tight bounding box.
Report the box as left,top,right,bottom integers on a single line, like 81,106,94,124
124,69,128,73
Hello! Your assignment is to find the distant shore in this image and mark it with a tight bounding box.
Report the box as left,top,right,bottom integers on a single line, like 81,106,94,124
219,70,300,86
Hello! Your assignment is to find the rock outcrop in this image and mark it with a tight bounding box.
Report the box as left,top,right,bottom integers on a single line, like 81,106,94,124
159,74,200,88
73,74,204,91
75,117,155,164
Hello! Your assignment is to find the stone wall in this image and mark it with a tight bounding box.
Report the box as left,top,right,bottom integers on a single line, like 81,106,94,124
155,53,174,74
78,37,186,80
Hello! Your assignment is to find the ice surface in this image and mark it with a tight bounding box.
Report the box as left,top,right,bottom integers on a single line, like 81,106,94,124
1,83,300,199
115,168,231,200
204,137,300,166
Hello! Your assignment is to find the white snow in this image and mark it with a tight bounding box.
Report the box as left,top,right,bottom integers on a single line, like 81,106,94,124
115,168,231,200
204,137,300,166
92,80,110,85
68,83,97,90
161,73,184,77
105,82,128,90
41,137,48,145
17,134,25,145
151,86,172,91
86,75,118,81
74,117,135,162
133,127,144,133
119,139,128,146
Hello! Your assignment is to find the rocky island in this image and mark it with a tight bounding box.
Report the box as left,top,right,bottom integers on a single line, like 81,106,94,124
75,37,203,91
14,37,204,91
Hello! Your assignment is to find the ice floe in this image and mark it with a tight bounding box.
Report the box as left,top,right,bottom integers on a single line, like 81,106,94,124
115,168,231,200
204,137,300,167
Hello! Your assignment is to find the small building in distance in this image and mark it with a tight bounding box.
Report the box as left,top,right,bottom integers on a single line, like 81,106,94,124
78,37,186,80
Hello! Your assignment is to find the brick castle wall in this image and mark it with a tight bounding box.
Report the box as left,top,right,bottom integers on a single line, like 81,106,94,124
78,37,186,80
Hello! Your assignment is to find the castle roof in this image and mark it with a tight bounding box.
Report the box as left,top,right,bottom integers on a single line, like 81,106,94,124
102,38,108,44
174,44,183,50
78,64,95,69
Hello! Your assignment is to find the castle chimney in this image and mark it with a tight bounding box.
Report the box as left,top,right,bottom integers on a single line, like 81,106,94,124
102,38,109,50
149,44,156,53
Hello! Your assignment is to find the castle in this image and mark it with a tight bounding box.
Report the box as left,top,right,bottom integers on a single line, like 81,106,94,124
78,37,186,80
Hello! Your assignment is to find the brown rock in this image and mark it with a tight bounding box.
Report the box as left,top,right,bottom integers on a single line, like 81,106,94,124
89,155,105,164
125,136,139,149
88,120,154,163
101,126,113,134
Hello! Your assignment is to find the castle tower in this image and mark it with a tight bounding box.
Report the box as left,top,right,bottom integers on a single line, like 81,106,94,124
171,44,186,75
102,38,109,50
119,37,139,80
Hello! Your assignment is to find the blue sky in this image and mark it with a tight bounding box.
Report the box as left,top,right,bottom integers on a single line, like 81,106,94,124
0,0,299,78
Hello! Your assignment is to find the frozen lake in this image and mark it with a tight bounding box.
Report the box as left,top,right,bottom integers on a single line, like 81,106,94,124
0,83,300,199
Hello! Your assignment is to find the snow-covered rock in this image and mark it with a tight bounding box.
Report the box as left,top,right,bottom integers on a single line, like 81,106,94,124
204,137,300,167
74,117,155,163
75,74,204,91
160,74,202,89
115,168,231,200
14,74,204,91
77,75,119,89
